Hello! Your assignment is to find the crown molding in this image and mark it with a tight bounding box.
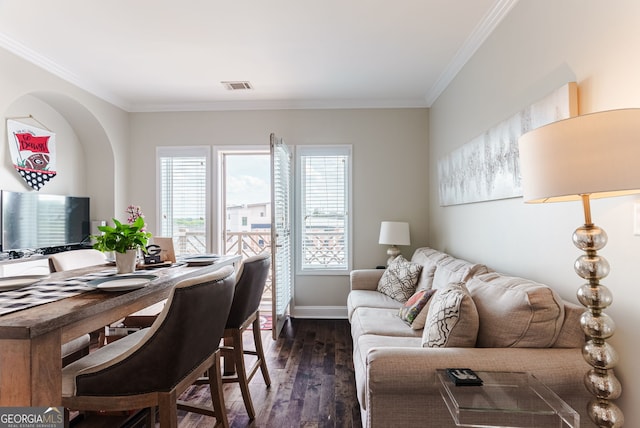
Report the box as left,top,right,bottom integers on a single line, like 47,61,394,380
129,98,428,113
424,0,521,107
0,32,131,111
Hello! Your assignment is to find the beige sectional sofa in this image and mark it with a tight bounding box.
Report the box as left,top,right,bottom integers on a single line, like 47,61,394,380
348,247,594,427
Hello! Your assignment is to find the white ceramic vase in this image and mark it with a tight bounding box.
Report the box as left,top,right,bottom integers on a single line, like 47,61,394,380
115,249,138,274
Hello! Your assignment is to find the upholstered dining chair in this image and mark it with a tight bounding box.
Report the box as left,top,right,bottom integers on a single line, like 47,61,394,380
48,249,106,273
49,249,107,365
61,265,236,428
220,252,272,420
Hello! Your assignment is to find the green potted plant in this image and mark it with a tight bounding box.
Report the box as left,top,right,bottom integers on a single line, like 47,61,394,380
93,216,152,273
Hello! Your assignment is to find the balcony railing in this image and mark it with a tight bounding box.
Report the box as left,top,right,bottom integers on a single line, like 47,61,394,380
302,231,345,268
174,229,347,313
176,229,346,266
174,229,206,255
225,231,271,259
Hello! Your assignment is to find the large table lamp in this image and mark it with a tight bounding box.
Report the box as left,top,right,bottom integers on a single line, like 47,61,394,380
379,221,410,265
519,108,640,428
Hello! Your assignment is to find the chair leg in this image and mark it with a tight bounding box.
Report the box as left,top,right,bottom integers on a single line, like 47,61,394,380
158,392,177,428
146,406,156,428
208,351,229,428
233,329,256,420
252,316,271,387
222,336,235,376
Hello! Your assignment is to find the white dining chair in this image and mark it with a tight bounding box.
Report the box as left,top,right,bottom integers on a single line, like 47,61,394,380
49,249,107,365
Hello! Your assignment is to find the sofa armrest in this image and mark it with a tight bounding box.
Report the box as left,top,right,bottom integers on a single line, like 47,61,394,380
350,269,384,291
365,347,592,427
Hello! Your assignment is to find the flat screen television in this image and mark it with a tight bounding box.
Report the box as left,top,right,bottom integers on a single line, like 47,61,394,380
0,190,90,252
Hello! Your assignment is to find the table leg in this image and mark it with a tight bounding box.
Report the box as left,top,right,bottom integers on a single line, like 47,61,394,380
0,331,62,406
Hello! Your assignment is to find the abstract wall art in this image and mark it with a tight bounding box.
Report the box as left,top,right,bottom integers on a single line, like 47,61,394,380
437,82,578,206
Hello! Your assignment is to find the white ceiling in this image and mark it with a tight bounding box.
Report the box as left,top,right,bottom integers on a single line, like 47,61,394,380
0,0,517,112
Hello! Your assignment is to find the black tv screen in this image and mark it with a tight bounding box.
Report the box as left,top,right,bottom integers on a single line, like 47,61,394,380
1,190,90,252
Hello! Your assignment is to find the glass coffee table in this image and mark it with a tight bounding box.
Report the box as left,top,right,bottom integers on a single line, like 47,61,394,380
436,370,579,427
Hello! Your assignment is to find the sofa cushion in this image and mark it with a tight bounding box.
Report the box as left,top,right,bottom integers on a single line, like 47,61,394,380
422,283,478,348
377,255,423,303
466,272,565,348
347,290,402,321
553,302,585,348
351,307,423,339
353,334,423,410
410,247,450,290
432,257,488,290
398,288,437,328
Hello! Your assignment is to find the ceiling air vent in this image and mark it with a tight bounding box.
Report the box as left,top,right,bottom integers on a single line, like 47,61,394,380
222,81,253,90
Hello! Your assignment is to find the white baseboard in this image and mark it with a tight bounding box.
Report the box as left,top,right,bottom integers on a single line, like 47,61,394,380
290,305,348,319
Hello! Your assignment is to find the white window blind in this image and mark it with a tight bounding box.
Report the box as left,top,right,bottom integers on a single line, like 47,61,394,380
297,145,352,273
157,147,210,255
271,134,293,337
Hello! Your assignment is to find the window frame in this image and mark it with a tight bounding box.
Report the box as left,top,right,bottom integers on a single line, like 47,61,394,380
156,146,211,254
295,144,353,276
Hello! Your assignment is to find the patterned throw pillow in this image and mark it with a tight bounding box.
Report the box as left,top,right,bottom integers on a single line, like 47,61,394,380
409,293,436,330
398,288,437,328
422,283,479,348
377,255,423,303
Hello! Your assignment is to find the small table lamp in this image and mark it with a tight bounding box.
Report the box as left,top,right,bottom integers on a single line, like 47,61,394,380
519,108,640,428
378,221,410,266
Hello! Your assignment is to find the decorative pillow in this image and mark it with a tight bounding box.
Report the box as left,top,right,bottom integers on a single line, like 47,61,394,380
409,296,435,330
377,255,423,303
422,283,479,348
398,288,437,328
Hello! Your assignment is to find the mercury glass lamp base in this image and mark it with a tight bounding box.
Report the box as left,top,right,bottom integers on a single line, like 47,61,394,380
386,246,400,266
573,194,624,427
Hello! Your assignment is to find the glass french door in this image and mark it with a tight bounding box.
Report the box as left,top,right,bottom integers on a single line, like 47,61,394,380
270,133,293,339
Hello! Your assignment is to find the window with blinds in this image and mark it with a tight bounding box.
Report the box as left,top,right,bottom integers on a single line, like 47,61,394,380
157,146,210,255
297,145,352,273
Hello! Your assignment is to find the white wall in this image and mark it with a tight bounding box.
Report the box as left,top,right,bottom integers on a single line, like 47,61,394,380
429,0,640,421
0,47,130,222
129,108,429,313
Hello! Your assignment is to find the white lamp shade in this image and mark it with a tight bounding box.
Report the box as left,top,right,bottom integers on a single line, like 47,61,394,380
518,108,640,203
378,221,410,246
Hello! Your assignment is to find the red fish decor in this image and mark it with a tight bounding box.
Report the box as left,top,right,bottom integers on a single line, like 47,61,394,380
7,119,57,191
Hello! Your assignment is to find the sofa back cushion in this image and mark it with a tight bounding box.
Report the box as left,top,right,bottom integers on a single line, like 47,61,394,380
466,272,565,348
410,247,450,290
431,257,488,290
422,283,478,348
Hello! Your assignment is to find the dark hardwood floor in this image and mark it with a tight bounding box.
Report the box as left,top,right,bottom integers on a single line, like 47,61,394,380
73,318,361,428
179,318,361,428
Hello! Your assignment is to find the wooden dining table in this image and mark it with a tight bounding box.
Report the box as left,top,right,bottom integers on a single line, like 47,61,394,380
0,255,240,406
